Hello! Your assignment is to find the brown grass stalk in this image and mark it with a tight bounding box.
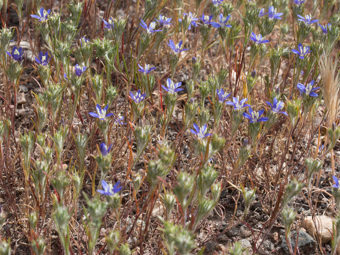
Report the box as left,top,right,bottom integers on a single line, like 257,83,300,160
319,54,339,128
319,53,340,176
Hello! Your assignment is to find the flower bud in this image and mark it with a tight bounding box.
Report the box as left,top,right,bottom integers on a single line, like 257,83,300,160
305,158,322,180
287,99,301,127
20,132,34,169
196,198,215,224
198,165,218,196
162,192,176,218
161,221,195,255
0,240,11,255
51,170,70,202
281,206,296,234
174,172,194,209
283,179,303,206
135,125,152,157
229,241,247,255
52,204,70,253
106,230,120,253
184,101,198,127
31,237,46,255
29,212,38,229
119,244,131,255
211,182,222,202
327,126,340,151
0,28,13,55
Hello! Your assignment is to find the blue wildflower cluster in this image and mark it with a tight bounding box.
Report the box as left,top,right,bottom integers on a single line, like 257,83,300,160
1,1,339,254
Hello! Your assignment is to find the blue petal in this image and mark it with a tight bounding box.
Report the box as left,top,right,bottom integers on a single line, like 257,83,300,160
243,112,251,119
258,117,269,122
96,104,102,114
333,176,339,188
193,123,199,132
31,14,41,20
100,143,108,155
190,129,197,135
101,180,109,191
129,91,135,99
297,83,306,93
89,112,99,118
161,85,169,92
97,189,105,194
291,49,299,55
113,181,122,193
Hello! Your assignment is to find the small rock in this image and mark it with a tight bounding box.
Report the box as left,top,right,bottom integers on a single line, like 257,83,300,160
262,240,274,252
273,232,279,243
240,225,251,238
217,234,228,243
17,93,26,104
204,241,218,254
239,239,252,250
281,230,316,254
236,210,243,217
226,224,241,238
303,215,333,242
151,200,164,217
16,108,28,116
19,85,28,92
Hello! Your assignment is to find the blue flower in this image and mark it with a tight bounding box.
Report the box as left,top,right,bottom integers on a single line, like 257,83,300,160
138,64,156,74
168,40,188,54
266,97,288,116
212,0,224,5
297,14,318,25
226,96,250,110
35,51,50,66
243,107,269,123
211,14,232,28
130,90,146,103
201,14,213,25
89,104,114,120
74,64,87,76
157,15,172,27
31,7,51,22
190,123,212,139
259,8,266,17
102,17,114,29
115,114,125,125
80,36,90,46
297,80,320,97
216,88,230,103
162,78,183,94
294,0,305,4
182,12,199,30
333,176,340,189
140,19,162,33
319,23,331,34
97,180,122,196
250,32,269,44
100,142,112,156
7,46,23,61
267,6,283,20
291,44,310,59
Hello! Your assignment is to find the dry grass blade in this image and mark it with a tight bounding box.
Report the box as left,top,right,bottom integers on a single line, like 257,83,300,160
319,53,340,128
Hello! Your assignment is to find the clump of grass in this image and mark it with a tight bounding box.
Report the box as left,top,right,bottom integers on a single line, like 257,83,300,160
319,53,339,128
